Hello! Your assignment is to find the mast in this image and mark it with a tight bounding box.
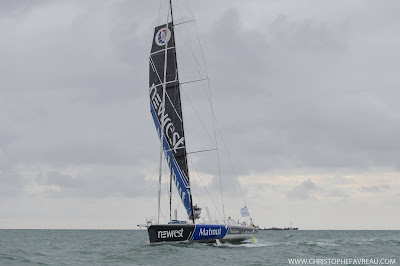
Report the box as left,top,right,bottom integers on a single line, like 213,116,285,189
168,0,196,224
169,157,172,222
169,0,175,26
157,0,171,225
168,0,174,224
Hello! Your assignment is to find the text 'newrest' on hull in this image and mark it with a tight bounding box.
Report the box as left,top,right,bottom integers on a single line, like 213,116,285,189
148,224,258,244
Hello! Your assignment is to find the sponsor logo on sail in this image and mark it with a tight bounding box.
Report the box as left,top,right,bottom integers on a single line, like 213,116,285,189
149,84,185,155
155,28,171,46
158,228,184,239
149,84,188,211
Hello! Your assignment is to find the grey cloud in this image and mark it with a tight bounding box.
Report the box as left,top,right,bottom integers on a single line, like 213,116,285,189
0,0,43,16
325,189,348,199
45,171,83,188
268,14,348,52
42,168,155,198
360,185,390,193
329,175,356,185
200,8,400,175
0,168,23,198
287,179,349,200
287,179,319,200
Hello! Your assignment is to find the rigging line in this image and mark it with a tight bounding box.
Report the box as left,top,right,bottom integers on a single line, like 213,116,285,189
191,24,226,219
180,78,208,85
214,112,248,207
172,6,211,100
174,1,208,82
188,12,215,100
214,117,225,219
183,1,225,217
177,0,243,217
174,2,214,123
182,0,195,18
181,85,215,146
175,0,199,66
187,148,216,155
176,0,193,19
161,155,169,224
192,13,236,217
173,11,211,101
173,27,208,80
158,0,162,25
163,157,171,220
190,190,219,224
187,156,224,219
176,0,210,89
175,1,225,217
176,199,180,213
174,19,195,26
158,0,168,26
180,0,210,93
190,191,206,214
193,23,212,100
159,207,168,224
164,150,173,222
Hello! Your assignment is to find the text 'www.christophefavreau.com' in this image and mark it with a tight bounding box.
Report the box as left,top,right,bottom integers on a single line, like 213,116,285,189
288,258,396,265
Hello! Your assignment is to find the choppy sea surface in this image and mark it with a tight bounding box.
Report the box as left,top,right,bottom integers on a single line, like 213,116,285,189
0,230,399,265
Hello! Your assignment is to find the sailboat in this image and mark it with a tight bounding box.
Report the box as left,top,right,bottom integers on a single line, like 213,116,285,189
144,0,258,244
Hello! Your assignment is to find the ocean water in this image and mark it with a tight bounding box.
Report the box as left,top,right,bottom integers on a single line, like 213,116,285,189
0,230,399,265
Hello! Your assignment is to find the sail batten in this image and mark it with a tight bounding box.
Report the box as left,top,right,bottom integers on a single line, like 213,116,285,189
149,80,179,89
150,46,176,56
149,23,193,218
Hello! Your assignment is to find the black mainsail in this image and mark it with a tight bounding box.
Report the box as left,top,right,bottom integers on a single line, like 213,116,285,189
149,22,195,221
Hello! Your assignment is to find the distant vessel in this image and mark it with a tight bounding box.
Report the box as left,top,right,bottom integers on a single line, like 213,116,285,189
261,222,298,230
142,0,258,244
263,227,299,231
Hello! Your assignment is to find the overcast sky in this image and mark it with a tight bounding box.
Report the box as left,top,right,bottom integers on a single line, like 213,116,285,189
1,0,399,230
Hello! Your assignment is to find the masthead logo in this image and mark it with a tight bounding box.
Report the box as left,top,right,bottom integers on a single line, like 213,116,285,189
155,28,171,46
